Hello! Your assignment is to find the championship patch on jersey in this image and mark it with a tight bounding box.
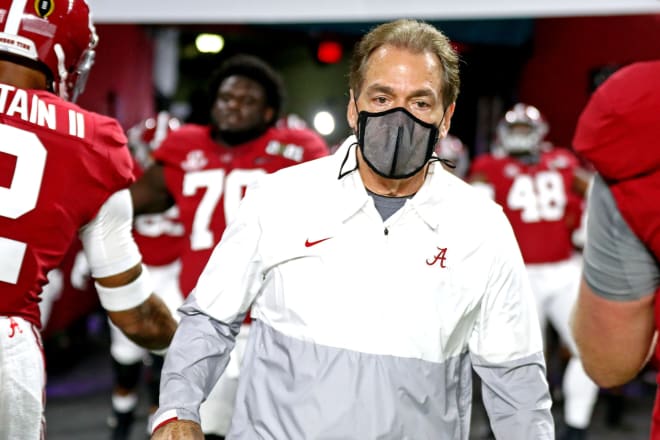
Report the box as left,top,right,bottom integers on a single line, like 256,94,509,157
265,140,304,162
181,150,208,171
34,0,54,18
504,163,520,178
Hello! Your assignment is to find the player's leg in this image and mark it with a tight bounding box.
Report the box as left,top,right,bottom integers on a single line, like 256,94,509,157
546,257,599,440
526,264,550,323
525,264,551,349
146,353,164,413
108,319,146,440
0,317,46,440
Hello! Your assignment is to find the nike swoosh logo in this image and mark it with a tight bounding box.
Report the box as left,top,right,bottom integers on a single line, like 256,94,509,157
305,237,332,247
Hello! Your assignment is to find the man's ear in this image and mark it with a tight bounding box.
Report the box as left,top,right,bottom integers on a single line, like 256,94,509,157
346,89,357,131
439,102,456,138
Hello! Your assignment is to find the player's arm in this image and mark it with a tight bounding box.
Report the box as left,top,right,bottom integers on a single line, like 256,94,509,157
571,175,658,388
130,163,175,216
80,189,176,350
97,264,176,350
572,279,654,388
571,166,593,197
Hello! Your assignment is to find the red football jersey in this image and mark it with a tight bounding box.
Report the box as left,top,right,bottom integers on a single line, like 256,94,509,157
0,86,134,327
573,60,660,264
468,148,583,264
133,208,185,267
153,125,328,296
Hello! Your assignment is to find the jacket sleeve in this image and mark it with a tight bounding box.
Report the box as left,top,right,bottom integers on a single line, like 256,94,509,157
150,180,265,429
468,208,555,439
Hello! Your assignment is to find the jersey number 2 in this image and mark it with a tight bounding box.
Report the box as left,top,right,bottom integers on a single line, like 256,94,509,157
0,124,47,284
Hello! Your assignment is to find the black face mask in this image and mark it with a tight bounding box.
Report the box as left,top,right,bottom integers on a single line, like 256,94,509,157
357,107,441,179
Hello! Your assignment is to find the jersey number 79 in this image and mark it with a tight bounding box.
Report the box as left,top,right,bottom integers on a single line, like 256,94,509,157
183,168,266,251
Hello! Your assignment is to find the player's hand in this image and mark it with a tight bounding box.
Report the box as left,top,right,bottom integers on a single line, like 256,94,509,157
151,419,204,440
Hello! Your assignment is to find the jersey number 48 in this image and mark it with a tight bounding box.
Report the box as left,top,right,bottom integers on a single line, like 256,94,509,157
507,171,566,223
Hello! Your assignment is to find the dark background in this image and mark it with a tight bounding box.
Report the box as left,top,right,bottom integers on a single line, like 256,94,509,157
77,15,660,156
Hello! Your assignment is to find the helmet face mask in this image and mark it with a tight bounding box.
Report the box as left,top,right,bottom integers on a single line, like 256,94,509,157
67,44,96,102
0,0,97,101
128,112,181,169
496,103,549,155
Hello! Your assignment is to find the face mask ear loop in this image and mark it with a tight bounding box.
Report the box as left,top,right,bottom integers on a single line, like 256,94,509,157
338,142,359,179
353,94,361,136
434,157,456,169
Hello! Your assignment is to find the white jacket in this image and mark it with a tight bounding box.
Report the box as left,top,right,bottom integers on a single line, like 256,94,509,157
154,136,554,440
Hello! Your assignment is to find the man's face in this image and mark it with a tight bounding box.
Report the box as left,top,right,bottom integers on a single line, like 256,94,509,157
211,75,272,134
347,44,454,136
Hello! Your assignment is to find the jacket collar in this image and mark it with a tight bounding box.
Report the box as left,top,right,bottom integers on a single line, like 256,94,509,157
332,135,450,230
333,136,371,222
407,164,449,231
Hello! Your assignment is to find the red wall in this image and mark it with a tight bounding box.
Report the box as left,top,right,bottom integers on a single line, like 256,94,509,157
77,24,155,130
519,14,660,148
76,17,660,143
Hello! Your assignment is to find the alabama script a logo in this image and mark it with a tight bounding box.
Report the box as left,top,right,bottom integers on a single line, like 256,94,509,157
426,247,448,268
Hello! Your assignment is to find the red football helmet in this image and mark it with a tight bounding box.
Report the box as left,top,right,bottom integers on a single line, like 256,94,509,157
0,0,97,101
495,103,549,155
127,111,181,169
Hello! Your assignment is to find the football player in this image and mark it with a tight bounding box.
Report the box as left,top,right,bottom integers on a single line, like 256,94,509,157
0,1,177,438
468,103,597,440
108,112,185,440
131,54,329,439
571,61,660,438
